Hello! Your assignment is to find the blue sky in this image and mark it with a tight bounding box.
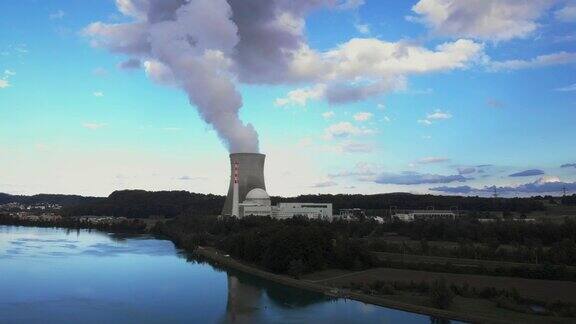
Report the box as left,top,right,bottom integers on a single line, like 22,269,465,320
0,0,575,197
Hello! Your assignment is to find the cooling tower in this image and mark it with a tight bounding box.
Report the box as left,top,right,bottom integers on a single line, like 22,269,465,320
222,153,266,216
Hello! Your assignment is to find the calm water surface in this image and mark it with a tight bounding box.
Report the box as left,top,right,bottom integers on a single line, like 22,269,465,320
0,225,447,323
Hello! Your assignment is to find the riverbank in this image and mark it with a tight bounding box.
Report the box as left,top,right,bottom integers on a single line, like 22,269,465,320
194,246,510,324
0,214,150,233
4,217,572,323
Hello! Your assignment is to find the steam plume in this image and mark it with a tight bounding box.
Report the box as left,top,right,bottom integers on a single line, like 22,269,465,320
85,1,480,151
87,0,254,152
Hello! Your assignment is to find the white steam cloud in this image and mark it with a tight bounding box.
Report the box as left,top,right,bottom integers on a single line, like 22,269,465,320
85,0,357,153
85,0,482,152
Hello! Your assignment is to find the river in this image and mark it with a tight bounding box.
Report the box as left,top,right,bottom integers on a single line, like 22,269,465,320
0,225,447,323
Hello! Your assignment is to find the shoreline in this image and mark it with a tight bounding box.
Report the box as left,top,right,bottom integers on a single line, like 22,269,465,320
194,246,508,324
0,221,547,323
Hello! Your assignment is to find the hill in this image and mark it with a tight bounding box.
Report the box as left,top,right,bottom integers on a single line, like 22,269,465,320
61,190,225,218
274,193,545,214
0,193,104,207
56,190,548,219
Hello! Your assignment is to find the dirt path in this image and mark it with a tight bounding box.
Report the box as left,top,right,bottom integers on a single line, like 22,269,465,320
194,246,515,324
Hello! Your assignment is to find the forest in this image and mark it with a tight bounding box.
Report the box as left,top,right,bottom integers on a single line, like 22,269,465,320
61,190,225,218
54,190,552,219
152,215,375,276
152,212,576,279
0,193,103,207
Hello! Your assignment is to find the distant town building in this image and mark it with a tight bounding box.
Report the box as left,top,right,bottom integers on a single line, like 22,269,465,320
335,208,366,221
0,203,62,212
478,218,536,223
392,210,456,222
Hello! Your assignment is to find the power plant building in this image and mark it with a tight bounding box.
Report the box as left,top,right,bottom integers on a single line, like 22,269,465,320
222,153,267,217
392,210,456,222
271,203,332,220
223,153,332,220
239,188,272,218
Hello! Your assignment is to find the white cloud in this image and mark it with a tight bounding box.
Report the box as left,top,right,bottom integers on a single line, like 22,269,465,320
35,143,50,152
353,112,373,122
340,141,374,153
487,98,504,108
354,23,370,35
337,0,365,10
329,162,377,178
375,171,468,185
286,38,484,104
554,34,576,43
323,122,375,140
555,83,576,92
311,180,338,188
0,79,10,89
432,176,576,196
555,4,576,22
275,84,326,107
93,67,108,76
177,175,206,181
296,38,483,81
82,122,107,130
93,91,104,97
411,0,555,41
49,10,65,20
427,110,452,120
489,51,576,71
296,137,314,148
322,111,335,119
417,156,450,164
418,109,452,125
4,70,15,76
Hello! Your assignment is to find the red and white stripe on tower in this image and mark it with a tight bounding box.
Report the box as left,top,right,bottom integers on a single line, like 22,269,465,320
232,162,240,217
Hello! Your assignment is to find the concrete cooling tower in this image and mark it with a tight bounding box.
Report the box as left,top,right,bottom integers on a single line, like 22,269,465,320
222,153,266,217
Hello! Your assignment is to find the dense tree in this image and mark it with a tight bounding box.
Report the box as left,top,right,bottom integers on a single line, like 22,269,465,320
0,193,103,207
429,279,454,309
61,190,225,218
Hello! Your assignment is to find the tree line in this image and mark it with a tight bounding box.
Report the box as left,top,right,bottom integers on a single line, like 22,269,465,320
384,218,576,246
9,190,549,219
61,190,225,218
0,193,103,207
0,214,146,233
152,215,375,275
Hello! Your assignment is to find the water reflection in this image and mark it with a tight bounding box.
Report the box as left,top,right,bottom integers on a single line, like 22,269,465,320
224,275,263,323
0,226,448,324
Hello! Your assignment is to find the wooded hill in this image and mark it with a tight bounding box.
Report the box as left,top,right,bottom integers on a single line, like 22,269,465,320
0,193,103,207
51,190,554,219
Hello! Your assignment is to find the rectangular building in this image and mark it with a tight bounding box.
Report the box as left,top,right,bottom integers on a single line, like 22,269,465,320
392,210,456,222
271,203,333,220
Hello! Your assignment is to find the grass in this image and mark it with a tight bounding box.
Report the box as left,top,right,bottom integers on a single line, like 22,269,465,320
372,251,576,272
314,267,576,302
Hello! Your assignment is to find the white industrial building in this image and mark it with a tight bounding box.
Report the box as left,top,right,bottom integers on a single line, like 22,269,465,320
392,210,456,222
238,188,333,220
272,203,333,220
239,188,273,217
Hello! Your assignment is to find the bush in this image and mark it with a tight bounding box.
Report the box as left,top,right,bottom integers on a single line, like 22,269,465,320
429,279,454,309
288,259,306,279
